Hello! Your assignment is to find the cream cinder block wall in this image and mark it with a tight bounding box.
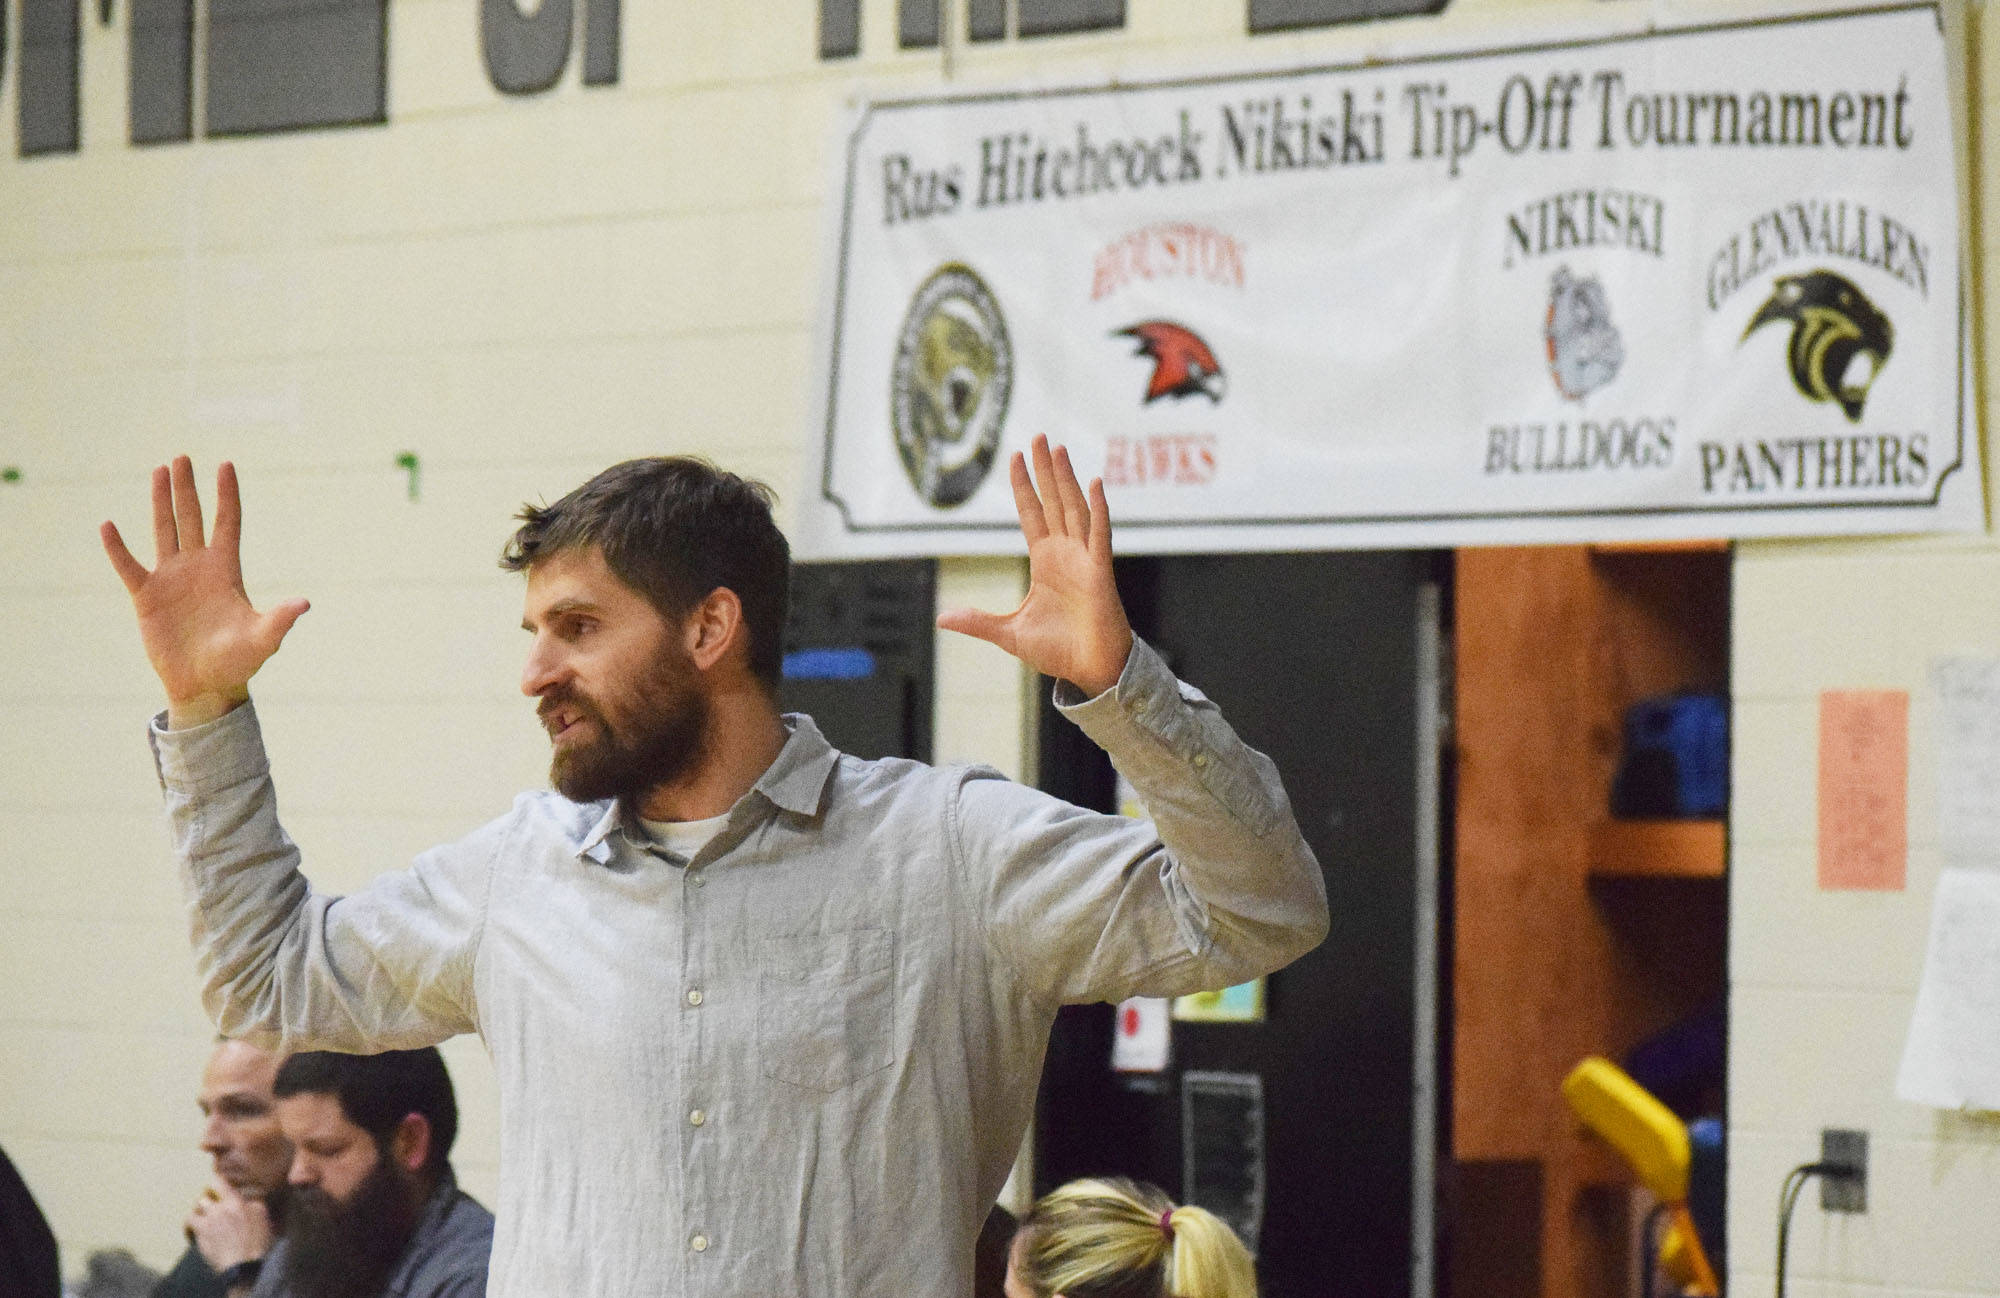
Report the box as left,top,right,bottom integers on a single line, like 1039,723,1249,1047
1728,540,2000,1298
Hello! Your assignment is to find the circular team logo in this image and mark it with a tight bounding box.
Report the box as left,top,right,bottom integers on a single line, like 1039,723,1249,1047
891,264,1013,509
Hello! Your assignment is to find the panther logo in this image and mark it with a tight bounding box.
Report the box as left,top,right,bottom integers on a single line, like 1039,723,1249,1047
1741,269,1894,423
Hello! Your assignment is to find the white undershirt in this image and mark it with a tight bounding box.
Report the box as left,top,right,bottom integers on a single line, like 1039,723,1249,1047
637,811,731,862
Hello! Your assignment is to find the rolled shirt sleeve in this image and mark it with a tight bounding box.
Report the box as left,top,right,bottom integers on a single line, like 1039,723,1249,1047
150,701,489,1053
959,635,1330,1007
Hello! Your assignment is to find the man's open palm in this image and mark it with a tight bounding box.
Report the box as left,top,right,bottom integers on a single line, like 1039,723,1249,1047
101,457,308,726
937,435,1133,698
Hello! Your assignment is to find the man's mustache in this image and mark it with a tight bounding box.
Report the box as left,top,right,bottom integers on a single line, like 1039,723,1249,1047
537,686,604,735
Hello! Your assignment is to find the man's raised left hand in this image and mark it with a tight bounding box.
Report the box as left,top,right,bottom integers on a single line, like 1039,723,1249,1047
936,435,1133,698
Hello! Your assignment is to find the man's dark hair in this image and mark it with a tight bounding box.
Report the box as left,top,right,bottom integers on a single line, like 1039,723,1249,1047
500,457,791,691
273,1050,458,1179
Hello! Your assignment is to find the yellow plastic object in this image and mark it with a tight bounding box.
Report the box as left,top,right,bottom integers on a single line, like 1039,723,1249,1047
1660,1202,1719,1297
1658,1213,1705,1291
1561,1057,1719,1298
1561,1056,1690,1202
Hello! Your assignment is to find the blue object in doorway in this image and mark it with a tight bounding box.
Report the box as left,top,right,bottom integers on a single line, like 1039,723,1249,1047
1610,693,1728,818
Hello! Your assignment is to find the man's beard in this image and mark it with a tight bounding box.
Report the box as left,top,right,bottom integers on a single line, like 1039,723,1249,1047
280,1160,422,1298
254,1184,290,1232
542,642,710,804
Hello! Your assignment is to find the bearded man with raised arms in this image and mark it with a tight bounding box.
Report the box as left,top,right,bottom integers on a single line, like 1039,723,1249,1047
103,436,1328,1297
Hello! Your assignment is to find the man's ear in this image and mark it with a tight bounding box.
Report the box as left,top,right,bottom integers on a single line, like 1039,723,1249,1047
685,588,746,673
389,1113,432,1175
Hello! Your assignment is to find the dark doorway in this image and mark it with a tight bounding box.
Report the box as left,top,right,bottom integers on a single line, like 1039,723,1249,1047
1033,550,1448,1298
778,560,936,762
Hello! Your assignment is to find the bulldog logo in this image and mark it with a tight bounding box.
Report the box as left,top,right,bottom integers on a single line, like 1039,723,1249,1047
1741,269,1894,422
1545,266,1624,402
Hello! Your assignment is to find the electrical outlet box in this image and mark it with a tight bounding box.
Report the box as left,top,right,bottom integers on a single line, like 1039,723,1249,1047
1821,1128,1868,1213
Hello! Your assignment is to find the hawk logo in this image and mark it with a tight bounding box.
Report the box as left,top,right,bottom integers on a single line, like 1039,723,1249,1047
1545,266,1624,402
1742,269,1894,423
1115,321,1226,404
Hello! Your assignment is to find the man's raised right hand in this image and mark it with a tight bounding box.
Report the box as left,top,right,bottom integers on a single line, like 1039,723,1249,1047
101,457,308,729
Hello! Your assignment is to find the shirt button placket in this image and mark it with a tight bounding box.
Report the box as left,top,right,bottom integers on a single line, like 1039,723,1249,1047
681,853,710,1281
681,985,705,1264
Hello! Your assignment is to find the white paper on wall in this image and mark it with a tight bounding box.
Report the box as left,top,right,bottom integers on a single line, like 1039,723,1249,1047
1897,867,2000,1110
1112,996,1172,1073
1932,658,2000,872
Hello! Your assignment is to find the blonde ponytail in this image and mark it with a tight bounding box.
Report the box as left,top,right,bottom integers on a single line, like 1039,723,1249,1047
1162,1203,1258,1298
1012,1178,1257,1298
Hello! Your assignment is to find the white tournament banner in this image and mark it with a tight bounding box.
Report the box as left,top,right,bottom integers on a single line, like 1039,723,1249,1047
799,2,1975,557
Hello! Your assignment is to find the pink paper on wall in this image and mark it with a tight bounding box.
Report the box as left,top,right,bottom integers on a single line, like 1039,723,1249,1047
1818,690,1910,891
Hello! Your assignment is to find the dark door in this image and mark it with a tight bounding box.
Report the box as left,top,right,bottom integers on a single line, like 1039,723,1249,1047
779,560,936,762
1034,550,1446,1298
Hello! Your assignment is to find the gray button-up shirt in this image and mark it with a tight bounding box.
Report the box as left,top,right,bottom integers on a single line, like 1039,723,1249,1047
151,638,1328,1298
253,1171,493,1298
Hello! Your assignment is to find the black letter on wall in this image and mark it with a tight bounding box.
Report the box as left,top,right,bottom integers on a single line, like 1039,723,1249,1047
205,0,387,134
581,0,617,83
480,0,618,92
19,0,80,155
967,0,1004,41
129,0,192,143
482,0,572,94
1248,0,1442,32
1017,0,1122,37
899,0,938,48
820,0,858,58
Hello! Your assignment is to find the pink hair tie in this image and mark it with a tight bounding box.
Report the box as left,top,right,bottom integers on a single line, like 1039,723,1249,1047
1159,1208,1176,1240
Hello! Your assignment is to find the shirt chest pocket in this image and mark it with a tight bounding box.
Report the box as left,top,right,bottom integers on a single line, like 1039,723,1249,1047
757,928,897,1093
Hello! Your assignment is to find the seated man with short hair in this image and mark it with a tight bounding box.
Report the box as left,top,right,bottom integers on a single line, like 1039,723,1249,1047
156,1039,292,1298
251,1050,491,1298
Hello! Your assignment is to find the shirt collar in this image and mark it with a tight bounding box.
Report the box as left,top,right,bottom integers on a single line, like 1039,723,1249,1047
383,1170,460,1297
754,713,841,816
571,714,840,863
576,801,624,864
